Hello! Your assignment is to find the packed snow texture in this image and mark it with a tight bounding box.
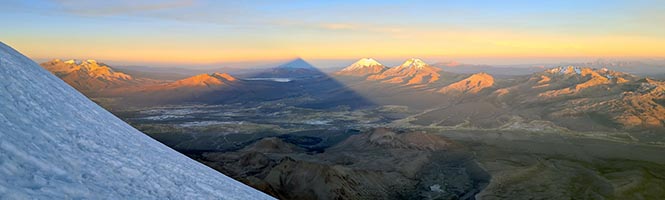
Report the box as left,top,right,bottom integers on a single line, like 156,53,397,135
0,42,274,199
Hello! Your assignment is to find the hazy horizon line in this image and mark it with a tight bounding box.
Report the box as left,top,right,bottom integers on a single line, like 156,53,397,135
30,56,665,69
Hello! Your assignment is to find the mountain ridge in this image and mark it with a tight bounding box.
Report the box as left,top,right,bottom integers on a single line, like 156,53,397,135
40,59,158,92
367,58,442,86
438,72,495,95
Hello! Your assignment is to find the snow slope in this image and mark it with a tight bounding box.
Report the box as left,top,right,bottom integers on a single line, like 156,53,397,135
0,42,274,199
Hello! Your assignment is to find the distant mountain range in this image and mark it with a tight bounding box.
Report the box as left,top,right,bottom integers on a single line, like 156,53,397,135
40,59,161,94
41,57,665,132
335,58,665,130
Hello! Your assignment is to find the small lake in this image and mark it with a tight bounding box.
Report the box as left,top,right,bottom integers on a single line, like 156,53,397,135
242,78,292,82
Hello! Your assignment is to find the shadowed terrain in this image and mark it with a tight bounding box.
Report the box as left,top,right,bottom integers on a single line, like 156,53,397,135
41,57,665,199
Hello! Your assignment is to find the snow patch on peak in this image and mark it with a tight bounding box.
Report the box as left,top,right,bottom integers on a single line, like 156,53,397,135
337,58,387,76
400,58,429,69
342,58,384,71
547,66,582,75
355,58,381,66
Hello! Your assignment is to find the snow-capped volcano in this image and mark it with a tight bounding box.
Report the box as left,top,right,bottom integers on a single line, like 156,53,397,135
0,42,272,199
342,58,384,71
396,58,429,70
367,58,442,85
335,58,387,76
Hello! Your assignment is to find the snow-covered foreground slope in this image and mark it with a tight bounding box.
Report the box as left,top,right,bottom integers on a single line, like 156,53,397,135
0,42,274,199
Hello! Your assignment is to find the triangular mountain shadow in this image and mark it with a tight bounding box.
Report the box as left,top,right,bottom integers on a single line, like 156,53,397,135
0,42,273,199
245,58,324,79
231,57,377,109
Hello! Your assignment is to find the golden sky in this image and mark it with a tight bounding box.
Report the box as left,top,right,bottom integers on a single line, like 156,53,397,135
2,0,664,65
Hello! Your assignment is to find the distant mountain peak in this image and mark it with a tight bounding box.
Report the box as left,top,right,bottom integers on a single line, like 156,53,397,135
399,58,429,69
168,72,237,88
336,58,387,76
353,58,382,66
64,59,77,64
439,73,495,94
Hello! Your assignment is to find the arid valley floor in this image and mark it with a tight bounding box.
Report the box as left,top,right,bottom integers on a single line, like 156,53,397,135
45,58,665,199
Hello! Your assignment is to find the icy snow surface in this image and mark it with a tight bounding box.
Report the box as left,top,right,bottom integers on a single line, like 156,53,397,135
0,42,274,199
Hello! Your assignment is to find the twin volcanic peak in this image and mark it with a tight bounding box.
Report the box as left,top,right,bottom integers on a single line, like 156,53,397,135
358,58,442,85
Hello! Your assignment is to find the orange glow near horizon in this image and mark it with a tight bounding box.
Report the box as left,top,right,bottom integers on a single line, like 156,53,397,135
3,1,665,65
11,29,665,65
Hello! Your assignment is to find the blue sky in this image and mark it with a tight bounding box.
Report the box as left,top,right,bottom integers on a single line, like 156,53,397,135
1,0,664,67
